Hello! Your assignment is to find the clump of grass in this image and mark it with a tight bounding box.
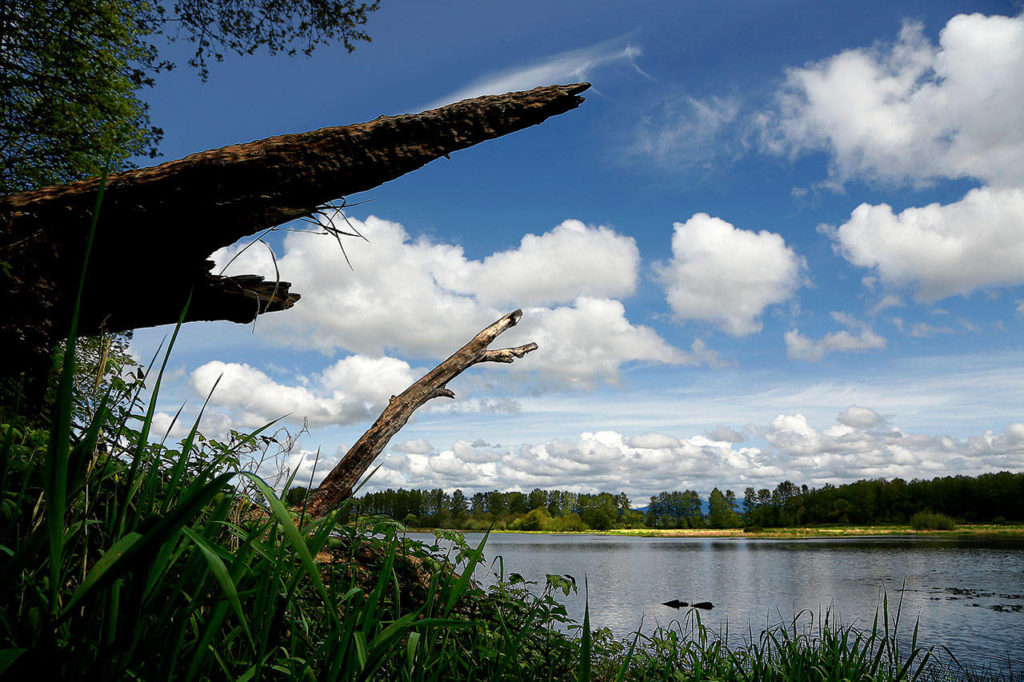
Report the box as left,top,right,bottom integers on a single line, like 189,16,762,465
910,511,957,531
589,596,1015,681
0,329,575,679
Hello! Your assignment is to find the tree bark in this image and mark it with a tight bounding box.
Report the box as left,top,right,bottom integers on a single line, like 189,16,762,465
304,309,537,517
0,83,589,377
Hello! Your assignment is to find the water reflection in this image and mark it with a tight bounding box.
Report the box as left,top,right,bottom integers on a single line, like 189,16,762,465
411,532,1024,672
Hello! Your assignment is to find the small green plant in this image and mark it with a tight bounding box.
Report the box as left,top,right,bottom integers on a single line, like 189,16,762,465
910,511,957,531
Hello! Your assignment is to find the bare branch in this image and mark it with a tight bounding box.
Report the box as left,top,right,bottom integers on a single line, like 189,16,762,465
480,343,539,364
427,388,456,401
303,310,538,516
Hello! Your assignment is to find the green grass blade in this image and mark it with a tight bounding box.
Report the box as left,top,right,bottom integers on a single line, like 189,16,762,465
64,471,235,614
122,295,191,526
406,630,421,671
66,392,111,501
444,528,489,615
0,648,26,675
44,163,110,611
185,600,232,680
181,526,254,648
363,618,472,681
578,578,591,682
65,530,142,610
353,630,369,671
614,629,642,682
162,375,221,513
237,473,336,623
0,393,23,493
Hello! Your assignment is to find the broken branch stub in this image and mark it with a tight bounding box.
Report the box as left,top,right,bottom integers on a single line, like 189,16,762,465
0,83,589,380
303,310,537,517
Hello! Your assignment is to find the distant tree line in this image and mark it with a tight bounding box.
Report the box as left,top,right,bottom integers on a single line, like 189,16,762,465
347,488,647,531
742,471,1024,527
286,471,1023,531
340,485,746,530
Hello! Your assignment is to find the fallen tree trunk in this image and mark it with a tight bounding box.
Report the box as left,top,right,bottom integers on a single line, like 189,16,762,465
0,83,588,379
304,309,537,517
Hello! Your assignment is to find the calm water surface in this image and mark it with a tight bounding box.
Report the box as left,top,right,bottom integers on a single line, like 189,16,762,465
413,533,1024,672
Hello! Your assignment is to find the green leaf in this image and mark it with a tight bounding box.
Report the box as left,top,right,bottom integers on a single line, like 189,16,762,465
0,648,26,675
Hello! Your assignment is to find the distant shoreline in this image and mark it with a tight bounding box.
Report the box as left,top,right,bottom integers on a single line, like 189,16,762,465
407,524,1024,539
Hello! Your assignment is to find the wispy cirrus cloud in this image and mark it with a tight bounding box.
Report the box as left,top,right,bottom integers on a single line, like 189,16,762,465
430,34,647,107
633,93,744,170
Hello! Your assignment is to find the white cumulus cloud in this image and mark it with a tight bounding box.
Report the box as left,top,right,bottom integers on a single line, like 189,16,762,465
440,219,639,307
830,187,1024,301
190,356,415,428
214,214,699,388
656,213,803,335
506,297,696,387
356,413,1024,500
763,13,1024,188
764,413,1024,483
756,13,1024,303
837,406,885,429
373,429,781,501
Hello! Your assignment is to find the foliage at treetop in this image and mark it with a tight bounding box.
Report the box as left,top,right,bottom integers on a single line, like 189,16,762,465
0,1,161,193
0,0,379,194
153,0,380,80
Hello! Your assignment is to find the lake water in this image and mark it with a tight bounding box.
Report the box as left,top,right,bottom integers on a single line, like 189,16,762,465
412,532,1024,673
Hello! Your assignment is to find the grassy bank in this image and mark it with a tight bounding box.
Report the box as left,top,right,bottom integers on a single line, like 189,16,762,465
405,523,1024,539
547,523,1024,539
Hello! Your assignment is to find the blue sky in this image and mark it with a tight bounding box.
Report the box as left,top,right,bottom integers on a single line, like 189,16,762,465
131,0,1024,503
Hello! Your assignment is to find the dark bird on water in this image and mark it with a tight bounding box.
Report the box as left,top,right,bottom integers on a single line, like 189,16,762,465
662,599,714,610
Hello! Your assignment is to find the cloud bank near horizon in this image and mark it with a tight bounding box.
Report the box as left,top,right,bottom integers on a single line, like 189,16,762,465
227,410,1024,505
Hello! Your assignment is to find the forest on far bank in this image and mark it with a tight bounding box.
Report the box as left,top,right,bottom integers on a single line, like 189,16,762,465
296,471,1024,531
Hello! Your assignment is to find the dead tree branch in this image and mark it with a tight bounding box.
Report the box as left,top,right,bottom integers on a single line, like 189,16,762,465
304,309,537,517
0,83,589,380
